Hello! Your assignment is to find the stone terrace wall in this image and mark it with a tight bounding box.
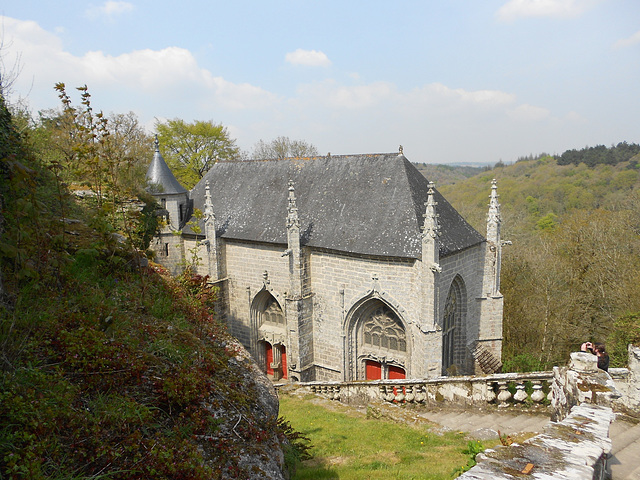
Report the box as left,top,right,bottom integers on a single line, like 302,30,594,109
460,404,613,480
610,344,640,415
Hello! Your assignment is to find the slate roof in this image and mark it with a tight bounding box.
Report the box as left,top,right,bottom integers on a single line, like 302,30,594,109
186,153,485,260
146,143,187,195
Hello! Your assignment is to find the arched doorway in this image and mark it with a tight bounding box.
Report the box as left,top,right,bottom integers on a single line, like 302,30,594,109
252,291,288,380
442,276,466,375
263,341,288,380
347,299,408,380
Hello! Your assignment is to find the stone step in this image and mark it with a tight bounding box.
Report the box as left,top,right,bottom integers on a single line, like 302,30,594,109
456,415,500,433
508,414,548,432
426,411,468,425
421,411,550,437
515,415,549,432
442,411,471,422
610,437,640,479
611,423,640,455
468,414,507,431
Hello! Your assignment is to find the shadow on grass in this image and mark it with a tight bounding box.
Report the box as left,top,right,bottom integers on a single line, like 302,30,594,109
295,466,340,480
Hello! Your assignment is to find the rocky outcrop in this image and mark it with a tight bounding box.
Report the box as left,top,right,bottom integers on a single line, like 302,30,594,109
199,339,286,480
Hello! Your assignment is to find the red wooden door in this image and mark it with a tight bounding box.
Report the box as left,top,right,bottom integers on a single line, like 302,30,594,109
265,342,274,375
365,360,382,380
281,345,287,380
388,365,406,379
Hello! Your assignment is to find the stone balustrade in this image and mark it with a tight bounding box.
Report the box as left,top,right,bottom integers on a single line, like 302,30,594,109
288,371,555,408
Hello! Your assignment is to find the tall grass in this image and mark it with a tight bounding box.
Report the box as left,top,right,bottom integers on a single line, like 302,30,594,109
279,393,488,480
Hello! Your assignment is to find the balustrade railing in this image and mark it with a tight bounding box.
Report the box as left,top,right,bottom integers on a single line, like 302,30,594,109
295,371,555,408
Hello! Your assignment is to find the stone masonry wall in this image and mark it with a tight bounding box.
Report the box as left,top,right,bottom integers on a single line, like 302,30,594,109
308,250,419,379
153,233,493,380
625,344,640,411
152,231,185,276
438,244,487,373
223,240,290,350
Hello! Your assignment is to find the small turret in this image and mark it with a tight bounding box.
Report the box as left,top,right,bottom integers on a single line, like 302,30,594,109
145,136,189,229
146,136,187,196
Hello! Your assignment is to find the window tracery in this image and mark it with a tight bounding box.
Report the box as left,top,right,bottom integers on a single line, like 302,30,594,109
261,297,284,326
362,306,406,352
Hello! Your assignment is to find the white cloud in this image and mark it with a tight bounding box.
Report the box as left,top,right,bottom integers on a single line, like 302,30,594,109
496,0,600,22
86,1,134,20
508,103,550,121
2,15,276,117
4,15,581,165
614,30,640,49
437,84,516,106
285,49,331,67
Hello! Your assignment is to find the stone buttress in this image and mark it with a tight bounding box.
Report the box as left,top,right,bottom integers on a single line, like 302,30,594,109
476,179,505,371
420,182,442,376
282,182,310,382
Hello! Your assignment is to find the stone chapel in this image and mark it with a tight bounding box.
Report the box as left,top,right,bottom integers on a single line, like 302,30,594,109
146,141,504,382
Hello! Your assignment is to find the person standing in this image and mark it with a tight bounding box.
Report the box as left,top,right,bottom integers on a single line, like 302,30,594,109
580,341,609,372
593,343,609,372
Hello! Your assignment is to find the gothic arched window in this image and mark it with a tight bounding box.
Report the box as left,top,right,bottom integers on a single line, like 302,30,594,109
261,297,284,326
442,276,466,375
362,306,406,353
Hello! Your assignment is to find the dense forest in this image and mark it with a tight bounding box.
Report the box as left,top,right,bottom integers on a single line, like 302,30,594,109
439,143,640,371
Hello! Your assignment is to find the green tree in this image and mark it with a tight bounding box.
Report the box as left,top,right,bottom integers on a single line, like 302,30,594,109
156,119,239,188
103,111,154,193
251,136,318,160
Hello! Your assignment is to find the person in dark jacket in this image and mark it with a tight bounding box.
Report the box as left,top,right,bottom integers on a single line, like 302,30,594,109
580,341,609,372
593,343,610,372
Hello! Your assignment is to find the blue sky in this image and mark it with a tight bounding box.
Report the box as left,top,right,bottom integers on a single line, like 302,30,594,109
2,1,640,165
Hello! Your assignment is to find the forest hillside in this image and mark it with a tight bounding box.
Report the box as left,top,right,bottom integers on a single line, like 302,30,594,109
438,145,640,371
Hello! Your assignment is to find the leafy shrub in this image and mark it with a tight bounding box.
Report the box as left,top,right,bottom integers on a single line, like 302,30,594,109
608,313,640,367
502,353,544,373
453,440,485,477
277,417,312,476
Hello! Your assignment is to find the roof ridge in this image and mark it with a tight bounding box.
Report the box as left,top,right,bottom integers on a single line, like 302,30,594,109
219,152,402,164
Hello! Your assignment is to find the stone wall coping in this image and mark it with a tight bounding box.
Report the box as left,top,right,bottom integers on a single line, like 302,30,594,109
460,403,614,479
609,367,629,379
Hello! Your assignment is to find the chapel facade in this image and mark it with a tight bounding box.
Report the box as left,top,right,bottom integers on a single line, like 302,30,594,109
146,141,504,382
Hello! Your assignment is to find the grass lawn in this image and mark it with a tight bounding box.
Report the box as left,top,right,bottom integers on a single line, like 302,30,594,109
279,392,491,480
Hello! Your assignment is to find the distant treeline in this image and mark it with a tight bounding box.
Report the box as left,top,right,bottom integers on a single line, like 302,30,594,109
555,142,640,167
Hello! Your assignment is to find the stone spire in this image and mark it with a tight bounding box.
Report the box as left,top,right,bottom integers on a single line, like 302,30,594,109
287,180,300,230
486,179,501,296
284,180,304,381
422,182,440,240
487,179,501,245
421,181,441,332
204,181,214,220
203,181,218,280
